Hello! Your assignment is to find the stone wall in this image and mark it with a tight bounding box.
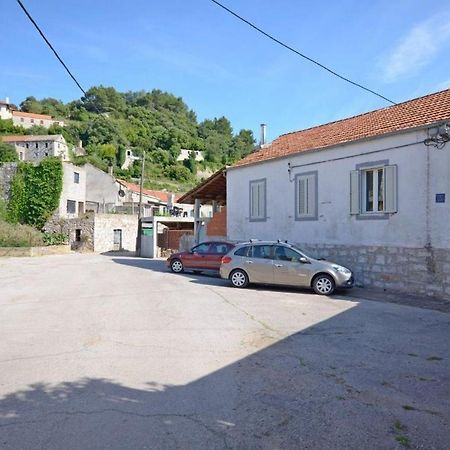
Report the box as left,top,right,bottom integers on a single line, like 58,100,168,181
44,214,95,251
0,245,70,257
93,214,138,253
297,243,450,301
0,163,18,201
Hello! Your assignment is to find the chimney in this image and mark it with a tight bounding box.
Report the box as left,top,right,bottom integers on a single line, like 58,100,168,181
260,124,267,146
5,97,9,105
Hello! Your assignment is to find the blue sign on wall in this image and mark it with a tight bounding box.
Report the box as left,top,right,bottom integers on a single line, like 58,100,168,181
436,193,446,203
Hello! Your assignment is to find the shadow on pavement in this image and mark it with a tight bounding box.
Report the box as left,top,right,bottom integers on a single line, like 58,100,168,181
110,256,354,299
1,303,449,449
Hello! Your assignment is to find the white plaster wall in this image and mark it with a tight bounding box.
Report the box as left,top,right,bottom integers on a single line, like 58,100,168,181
227,129,442,248
59,163,87,218
93,214,138,253
12,115,64,129
429,143,450,248
0,105,12,120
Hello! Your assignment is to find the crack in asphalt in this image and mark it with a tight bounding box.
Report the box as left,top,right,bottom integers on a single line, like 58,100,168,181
1,410,233,449
206,286,283,339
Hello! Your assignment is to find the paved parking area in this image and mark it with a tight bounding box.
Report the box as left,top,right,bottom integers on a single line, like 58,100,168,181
0,253,449,449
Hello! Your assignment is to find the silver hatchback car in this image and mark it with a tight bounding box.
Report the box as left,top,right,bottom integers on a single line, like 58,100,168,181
220,241,354,295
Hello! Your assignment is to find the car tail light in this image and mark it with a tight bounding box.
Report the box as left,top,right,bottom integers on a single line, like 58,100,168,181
221,256,232,264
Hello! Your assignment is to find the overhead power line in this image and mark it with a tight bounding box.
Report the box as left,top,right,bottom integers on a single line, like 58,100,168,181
16,0,87,97
209,0,397,106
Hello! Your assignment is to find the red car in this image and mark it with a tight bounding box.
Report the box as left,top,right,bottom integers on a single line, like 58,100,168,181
167,241,235,274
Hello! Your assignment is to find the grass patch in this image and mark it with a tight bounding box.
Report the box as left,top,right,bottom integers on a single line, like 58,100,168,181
402,405,416,411
0,219,44,247
394,419,407,431
395,435,411,448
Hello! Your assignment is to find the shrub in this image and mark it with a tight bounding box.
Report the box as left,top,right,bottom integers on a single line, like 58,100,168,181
42,232,67,246
0,219,44,247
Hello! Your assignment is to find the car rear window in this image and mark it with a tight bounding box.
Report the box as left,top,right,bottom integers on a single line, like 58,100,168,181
234,246,250,257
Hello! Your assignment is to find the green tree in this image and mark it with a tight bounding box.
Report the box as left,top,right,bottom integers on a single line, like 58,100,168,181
183,150,197,175
0,119,25,136
0,142,18,162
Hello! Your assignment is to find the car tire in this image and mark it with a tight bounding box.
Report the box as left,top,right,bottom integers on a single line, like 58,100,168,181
170,259,184,273
229,269,249,288
312,274,335,295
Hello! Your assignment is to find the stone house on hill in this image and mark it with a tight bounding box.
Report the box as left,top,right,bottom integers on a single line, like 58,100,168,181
1,135,69,162
226,88,450,300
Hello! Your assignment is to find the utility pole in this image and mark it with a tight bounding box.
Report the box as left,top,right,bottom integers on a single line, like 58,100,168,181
138,152,145,219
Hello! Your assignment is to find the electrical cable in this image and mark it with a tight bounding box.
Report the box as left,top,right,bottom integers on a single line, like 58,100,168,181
209,0,397,106
16,0,87,96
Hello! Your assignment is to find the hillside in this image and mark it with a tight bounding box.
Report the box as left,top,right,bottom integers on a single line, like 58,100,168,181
0,87,255,191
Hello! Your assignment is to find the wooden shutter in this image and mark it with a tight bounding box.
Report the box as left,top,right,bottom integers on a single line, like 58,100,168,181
350,170,360,215
384,165,397,213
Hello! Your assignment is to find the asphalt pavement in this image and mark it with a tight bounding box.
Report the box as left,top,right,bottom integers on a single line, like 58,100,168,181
0,253,449,449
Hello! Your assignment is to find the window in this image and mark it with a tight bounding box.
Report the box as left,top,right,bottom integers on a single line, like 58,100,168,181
274,246,300,262
26,143,29,149
45,142,48,148
31,119,34,123
192,243,210,254
66,200,76,214
234,246,250,257
75,229,81,242
350,162,397,216
249,179,266,221
20,118,24,122
35,143,38,149
40,120,44,125
209,243,231,254
250,245,272,259
19,152,24,161
74,172,80,184
295,171,318,220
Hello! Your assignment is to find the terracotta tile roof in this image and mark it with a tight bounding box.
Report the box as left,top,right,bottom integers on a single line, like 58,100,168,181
1,134,63,142
234,88,450,168
12,111,53,120
116,179,182,203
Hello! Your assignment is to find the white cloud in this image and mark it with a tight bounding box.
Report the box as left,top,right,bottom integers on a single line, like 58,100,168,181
383,15,450,82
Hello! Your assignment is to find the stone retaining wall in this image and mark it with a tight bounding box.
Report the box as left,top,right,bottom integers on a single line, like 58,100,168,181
0,245,70,257
297,243,450,301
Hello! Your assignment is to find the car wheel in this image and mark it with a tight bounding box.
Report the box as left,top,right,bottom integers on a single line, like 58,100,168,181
229,269,249,288
312,274,335,295
170,259,184,273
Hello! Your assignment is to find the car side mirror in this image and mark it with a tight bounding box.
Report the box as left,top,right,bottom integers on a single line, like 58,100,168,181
298,256,309,264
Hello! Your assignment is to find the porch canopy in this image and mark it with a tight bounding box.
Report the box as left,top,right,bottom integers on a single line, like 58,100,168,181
178,167,227,205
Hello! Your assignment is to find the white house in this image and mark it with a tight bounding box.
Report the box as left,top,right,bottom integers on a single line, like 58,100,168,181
1,134,69,162
226,89,450,300
176,149,204,162
0,98,64,128
59,163,87,219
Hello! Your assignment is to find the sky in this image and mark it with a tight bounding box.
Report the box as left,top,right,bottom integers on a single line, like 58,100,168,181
1,0,450,142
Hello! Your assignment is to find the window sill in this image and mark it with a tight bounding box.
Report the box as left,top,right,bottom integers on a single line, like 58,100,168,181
354,212,393,220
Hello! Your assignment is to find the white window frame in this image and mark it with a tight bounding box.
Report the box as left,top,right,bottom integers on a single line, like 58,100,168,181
350,160,397,217
295,171,318,221
249,178,267,222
